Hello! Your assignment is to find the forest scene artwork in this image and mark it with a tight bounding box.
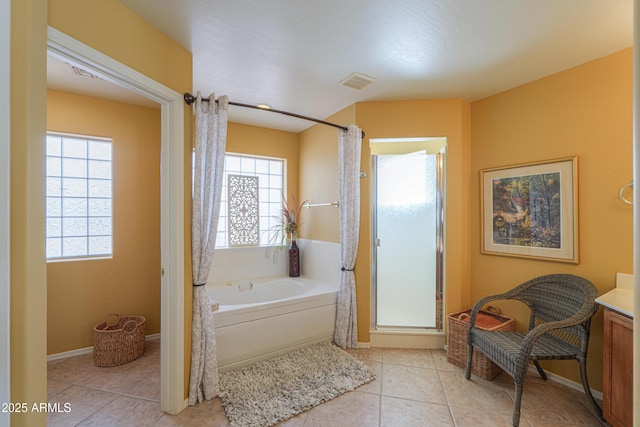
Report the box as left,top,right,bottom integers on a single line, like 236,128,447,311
491,172,561,248
481,157,577,263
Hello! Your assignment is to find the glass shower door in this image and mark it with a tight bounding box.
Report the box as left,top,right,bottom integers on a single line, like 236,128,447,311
373,151,441,328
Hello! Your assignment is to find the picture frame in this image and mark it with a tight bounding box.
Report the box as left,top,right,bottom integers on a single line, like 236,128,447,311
481,157,578,263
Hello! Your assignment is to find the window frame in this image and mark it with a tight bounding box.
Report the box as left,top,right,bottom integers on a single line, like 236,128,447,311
216,152,286,249
45,132,114,261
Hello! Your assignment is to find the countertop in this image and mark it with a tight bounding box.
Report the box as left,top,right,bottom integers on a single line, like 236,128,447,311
596,273,634,318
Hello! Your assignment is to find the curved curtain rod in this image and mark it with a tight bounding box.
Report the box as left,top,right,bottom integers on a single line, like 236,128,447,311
183,92,360,135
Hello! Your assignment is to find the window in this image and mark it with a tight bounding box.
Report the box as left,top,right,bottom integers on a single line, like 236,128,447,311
216,154,284,248
46,133,113,260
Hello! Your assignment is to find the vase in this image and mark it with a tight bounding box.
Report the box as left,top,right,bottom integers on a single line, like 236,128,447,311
288,237,300,277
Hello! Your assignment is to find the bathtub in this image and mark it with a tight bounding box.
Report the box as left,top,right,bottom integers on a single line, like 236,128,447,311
207,276,338,372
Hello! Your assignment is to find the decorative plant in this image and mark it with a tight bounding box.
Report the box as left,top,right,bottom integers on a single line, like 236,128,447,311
266,194,307,261
281,194,305,239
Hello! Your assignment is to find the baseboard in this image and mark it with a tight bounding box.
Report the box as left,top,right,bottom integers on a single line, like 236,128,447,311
47,333,161,362
397,343,602,400
369,329,446,349
357,342,371,349
528,366,603,401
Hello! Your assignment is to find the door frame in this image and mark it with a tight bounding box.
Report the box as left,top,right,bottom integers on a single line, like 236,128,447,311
0,0,11,424
47,27,186,414
370,153,445,330
369,137,447,344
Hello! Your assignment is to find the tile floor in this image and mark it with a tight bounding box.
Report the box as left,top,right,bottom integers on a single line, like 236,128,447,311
47,340,606,426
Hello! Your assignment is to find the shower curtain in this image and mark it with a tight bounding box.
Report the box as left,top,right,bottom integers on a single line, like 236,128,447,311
188,93,228,405
334,124,362,349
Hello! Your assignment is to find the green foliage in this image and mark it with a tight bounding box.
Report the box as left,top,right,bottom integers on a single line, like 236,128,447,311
491,172,561,248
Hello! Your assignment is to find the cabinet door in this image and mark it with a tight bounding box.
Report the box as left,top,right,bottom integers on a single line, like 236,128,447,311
603,308,633,427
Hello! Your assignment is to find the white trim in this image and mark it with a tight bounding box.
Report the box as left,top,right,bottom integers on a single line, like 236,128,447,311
47,27,186,415
526,366,603,402
47,334,161,362
0,0,10,425
369,329,446,349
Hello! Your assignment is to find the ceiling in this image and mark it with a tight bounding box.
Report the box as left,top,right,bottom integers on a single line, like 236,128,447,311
56,1,635,133
47,54,159,108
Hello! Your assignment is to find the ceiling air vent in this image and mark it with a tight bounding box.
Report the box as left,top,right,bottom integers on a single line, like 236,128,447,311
339,72,376,90
70,64,100,79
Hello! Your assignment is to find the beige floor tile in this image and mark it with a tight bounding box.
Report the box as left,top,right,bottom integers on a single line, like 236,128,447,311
48,353,101,385
382,364,447,404
47,379,72,401
156,402,230,426
432,348,465,372
450,405,531,427
47,339,605,427
77,395,163,426
357,359,382,395
380,396,454,427
124,370,161,401
382,348,436,369
79,364,152,394
356,347,383,362
46,385,119,427
568,387,604,420
514,382,606,427
303,391,380,427
275,411,308,426
438,370,514,415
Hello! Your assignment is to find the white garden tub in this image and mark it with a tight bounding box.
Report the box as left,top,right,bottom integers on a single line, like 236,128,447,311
207,276,338,372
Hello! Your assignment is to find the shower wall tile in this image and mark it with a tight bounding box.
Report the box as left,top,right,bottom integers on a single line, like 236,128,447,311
207,239,340,286
207,245,286,284
297,239,341,286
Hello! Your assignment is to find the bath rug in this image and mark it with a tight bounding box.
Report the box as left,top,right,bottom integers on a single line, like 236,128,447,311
218,341,375,427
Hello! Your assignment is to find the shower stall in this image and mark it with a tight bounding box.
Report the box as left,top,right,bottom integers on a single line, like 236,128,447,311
370,138,445,334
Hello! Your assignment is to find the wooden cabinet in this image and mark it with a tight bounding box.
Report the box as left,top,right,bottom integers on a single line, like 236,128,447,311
603,307,633,427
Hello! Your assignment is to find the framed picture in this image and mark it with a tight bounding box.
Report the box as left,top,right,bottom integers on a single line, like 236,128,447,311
481,157,578,263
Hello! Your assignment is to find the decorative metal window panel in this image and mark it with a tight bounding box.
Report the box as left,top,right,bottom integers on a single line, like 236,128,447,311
228,174,260,246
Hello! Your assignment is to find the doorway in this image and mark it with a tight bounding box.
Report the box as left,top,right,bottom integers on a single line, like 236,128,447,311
370,138,446,333
47,28,186,414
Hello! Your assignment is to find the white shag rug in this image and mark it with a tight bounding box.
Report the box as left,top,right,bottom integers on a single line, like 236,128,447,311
218,341,375,427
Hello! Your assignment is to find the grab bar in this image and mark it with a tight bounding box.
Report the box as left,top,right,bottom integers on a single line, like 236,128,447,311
304,201,339,209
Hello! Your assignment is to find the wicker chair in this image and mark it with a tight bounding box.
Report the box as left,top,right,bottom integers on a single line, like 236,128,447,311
465,274,602,427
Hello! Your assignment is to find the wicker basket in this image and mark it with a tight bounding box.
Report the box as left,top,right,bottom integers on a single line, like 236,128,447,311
93,314,146,367
447,306,515,380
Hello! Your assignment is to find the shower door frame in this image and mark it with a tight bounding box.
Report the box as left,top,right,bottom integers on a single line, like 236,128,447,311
370,150,445,332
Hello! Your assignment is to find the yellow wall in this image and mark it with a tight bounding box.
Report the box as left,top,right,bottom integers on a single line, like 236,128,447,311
227,122,299,202
48,0,194,399
299,105,356,242
8,2,630,418
356,99,472,342
470,48,634,391
299,100,471,342
47,0,194,396
10,1,48,425
9,0,193,419
46,90,161,355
